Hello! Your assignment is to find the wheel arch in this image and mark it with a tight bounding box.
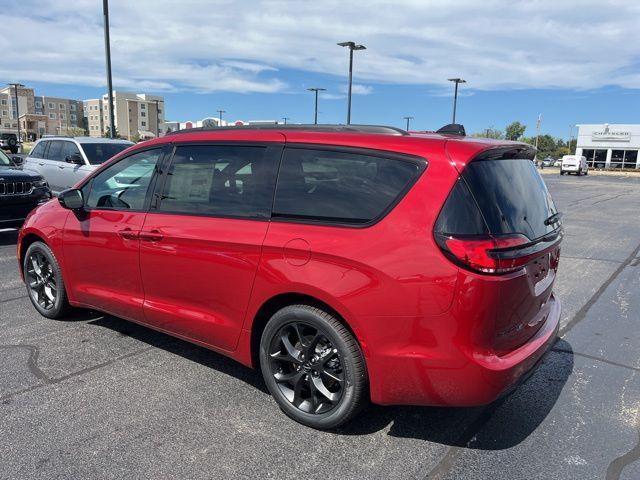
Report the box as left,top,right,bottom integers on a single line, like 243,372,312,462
248,292,368,372
18,232,48,278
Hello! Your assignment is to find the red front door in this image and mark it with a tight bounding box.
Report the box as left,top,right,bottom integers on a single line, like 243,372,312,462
62,147,163,321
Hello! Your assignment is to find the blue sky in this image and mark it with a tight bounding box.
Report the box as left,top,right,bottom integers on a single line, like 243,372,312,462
1,1,639,139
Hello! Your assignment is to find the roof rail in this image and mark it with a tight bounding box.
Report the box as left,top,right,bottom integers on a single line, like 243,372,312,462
436,124,466,136
166,124,408,136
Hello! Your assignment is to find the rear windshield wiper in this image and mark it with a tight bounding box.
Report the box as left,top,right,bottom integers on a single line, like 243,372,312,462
544,211,563,226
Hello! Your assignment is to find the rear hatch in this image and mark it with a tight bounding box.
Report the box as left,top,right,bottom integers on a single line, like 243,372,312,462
435,146,562,353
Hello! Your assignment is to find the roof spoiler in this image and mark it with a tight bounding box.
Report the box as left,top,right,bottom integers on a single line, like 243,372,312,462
436,124,466,136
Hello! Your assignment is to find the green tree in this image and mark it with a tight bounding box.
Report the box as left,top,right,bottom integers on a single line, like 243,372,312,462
505,121,526,141
471,128,504,139
103,126,120,139
67,127,88,137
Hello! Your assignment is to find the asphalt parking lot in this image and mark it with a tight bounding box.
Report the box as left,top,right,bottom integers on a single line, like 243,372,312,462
1,173,639,480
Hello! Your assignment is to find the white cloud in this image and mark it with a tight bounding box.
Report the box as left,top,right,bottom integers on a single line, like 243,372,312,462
0,0,638,94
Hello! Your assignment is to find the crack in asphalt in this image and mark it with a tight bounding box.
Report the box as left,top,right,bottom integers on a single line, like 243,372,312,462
552,347,640,373
0,345,155,403
559,243,640,337
0,294,28,304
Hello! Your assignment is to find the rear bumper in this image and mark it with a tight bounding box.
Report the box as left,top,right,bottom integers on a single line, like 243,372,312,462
367,293,561,407
561,165,580,171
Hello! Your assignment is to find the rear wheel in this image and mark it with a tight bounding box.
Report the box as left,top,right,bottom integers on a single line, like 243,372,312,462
560,170,565,175
259,304,368,429
24,241,72,319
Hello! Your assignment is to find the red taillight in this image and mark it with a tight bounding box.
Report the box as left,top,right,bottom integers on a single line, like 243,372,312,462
441,234,531,274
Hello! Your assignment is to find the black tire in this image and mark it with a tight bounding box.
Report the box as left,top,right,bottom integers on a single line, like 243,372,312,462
23,241,72,319
560,170,565,175
259,304,368,429
10,147,18,154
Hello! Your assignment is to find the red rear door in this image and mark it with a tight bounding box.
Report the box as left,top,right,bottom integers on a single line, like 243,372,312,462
139,142,282,351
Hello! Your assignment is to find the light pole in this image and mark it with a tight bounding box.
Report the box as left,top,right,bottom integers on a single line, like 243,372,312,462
337,41,366,125
102,0,116,139
307,88,325,124
216,109,225,126
282,117,289,125
534,114,542,163
568,124,575,154
447,78,466,124
152,99,161,137
8,83,24,150
403,116,414,131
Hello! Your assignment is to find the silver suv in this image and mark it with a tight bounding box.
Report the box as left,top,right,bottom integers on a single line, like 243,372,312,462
24,137,133,195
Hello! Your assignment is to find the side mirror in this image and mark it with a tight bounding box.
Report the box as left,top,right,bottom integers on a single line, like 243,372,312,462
65,153,84,165
11,155,24,165
58,188,84,210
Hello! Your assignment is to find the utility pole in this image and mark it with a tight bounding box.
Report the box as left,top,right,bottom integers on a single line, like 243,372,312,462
534,114,542,164
337,41,366,125
447,78,466,124
153,99,160,137
403,116,414,131
282,117,289,125
216,109,225,126
103,0,116,139
8,83,24,150
568,124,574,154
307,88,325,124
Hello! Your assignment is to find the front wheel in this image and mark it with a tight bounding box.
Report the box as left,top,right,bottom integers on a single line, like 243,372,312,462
560,170,565,175
259,304,368,429
24,241,72,319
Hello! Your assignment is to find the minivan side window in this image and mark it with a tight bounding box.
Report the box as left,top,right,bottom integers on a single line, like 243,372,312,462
158,145,279,219
86,149,161,210
273,148,421,224
30,141,47,158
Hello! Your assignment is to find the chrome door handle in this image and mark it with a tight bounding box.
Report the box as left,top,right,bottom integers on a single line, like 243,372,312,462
58,165,65,169
139,229,164,242
117,228,139,240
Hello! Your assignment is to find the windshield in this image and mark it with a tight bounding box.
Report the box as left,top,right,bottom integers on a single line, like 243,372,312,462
80,143,132,165
0,149,12,166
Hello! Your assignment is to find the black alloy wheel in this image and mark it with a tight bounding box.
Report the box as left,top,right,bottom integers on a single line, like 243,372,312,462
260,305,367,429
24,241,71,319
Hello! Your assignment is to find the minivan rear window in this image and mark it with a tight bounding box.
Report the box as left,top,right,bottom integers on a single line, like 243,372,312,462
462,159,558,240
273,148,422,224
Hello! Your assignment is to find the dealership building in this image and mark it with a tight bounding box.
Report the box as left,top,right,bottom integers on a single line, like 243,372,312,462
575,124,639,169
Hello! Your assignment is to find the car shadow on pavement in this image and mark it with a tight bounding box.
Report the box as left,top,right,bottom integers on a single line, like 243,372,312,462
86,313,270,395
0,229,19,246
83,311,572,450
339,339,574,450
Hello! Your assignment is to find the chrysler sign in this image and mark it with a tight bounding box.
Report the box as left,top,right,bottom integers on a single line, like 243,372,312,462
592,125,631,142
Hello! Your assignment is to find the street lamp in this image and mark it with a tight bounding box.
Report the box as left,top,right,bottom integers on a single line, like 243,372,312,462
282,117,289,125
403,116,414,131
216,109,226,126
337,41,366,125
568,124,575,154
8,83,24,150
152,99,161,137
102,0,116,139
307,88,325,124
447,78,466,124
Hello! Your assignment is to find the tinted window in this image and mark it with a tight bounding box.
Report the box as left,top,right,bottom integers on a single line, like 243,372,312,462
434,178,487,235
462,159,558,240
273,148,420,224
30,141,47,158
60,141,81,161
45,141,65,162
81,142,132,165
86,149,161,210
158,145,278,218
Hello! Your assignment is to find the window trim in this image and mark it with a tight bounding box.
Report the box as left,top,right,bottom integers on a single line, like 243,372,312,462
81,145,169,214
151,142,284,222
270,143,428,229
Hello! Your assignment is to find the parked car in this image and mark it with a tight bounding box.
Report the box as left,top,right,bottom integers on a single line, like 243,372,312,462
0,148,51,229
17,124,563,429
560,155,588,175
553,159,562,167
0,133,19,154
542,157,555,167
23,136,133,195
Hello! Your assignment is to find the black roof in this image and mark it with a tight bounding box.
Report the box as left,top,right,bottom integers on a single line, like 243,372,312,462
166,124,409,137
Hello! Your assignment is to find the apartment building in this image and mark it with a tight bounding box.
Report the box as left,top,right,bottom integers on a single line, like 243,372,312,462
0,84,85,139
85,91,165,141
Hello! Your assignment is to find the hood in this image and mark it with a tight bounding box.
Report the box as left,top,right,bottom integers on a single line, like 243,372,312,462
0,167,44,181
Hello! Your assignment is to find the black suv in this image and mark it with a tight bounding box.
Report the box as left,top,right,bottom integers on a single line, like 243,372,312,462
0,148,51,228
0,133,19,154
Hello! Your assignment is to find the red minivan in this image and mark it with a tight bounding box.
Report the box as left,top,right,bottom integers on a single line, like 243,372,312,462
18,124,562,429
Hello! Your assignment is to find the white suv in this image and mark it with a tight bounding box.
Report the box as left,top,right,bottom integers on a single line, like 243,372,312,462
24,137,133,195
560,155,588,176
